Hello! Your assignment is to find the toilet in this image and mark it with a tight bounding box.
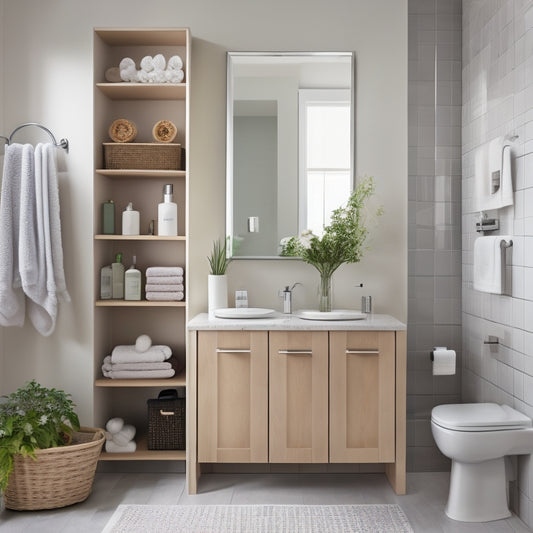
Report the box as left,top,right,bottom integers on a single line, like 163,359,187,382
431,402,533,522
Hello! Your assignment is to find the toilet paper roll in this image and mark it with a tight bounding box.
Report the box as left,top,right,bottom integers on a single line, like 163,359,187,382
432,348,456,375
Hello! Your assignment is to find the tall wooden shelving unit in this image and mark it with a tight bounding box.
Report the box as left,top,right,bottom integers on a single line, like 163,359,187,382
93,28,190,462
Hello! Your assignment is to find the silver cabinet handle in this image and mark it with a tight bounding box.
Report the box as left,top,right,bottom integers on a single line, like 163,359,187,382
216,349,251,353
345,349,379,354
278,349,312,355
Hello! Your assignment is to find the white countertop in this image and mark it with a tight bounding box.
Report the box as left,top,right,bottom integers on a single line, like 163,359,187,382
187,312,406,331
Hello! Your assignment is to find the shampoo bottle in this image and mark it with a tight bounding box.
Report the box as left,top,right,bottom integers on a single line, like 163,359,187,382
124,255,141,301
102,200,115,234
100,264,112,299
122,202,140,235
111,252,125,299
157,184,178,236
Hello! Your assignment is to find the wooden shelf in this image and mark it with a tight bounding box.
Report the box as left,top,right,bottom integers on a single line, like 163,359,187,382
95,300,185,307
96,169,186,178
96,82,186,100
94,234,186,241
95,28,189,47
95,372,186,387
99,435,185,461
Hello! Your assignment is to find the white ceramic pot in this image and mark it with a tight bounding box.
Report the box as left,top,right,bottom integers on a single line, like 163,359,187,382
208,274,228,318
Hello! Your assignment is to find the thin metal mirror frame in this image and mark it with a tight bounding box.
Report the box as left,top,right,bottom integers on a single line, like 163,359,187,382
226,51,356,260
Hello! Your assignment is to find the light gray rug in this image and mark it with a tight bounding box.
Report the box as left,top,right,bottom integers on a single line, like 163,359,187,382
102,504,414,532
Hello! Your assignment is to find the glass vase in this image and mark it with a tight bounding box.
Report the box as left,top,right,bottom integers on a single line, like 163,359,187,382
318,272,332,312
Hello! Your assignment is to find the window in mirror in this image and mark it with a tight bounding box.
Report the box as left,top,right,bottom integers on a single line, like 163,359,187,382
299,89,351,236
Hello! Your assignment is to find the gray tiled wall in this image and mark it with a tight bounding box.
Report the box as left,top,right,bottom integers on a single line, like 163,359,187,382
462,0,533,525
407,0,462,472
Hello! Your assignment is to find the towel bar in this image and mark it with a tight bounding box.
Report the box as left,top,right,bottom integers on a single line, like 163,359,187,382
2,122,69,152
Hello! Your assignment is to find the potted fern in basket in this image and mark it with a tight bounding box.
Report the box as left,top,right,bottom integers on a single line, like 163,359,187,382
207,238,231,318
0,380,105,511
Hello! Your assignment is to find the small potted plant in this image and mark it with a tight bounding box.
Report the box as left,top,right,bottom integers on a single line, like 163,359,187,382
0,380,105,511
207,238,230,318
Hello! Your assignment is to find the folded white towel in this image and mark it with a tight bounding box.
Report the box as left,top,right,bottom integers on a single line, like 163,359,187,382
119,57,139,82
105,440,137,453
473,235,511,294
145,284,184,292
103,368,175,379
0,143,26,327
102,355,172,372
111,344,171,363
146,291,184,301
146,266,184,277
146,275,183,285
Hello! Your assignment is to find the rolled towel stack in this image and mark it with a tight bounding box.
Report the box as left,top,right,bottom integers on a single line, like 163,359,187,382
118,55,184,84
105,417,137,453
145,266,184,301
102,334,176,379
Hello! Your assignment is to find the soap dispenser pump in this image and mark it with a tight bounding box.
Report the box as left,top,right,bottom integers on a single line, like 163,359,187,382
158,184,178,236
122,202,140,236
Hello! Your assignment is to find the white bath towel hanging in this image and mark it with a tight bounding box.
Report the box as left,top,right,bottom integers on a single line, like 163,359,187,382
0,143,28,326
24,143,70,336
473,235,511,294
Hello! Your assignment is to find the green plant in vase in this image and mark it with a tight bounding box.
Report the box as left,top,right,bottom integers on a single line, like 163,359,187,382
280,176,382,312
0,380,80,491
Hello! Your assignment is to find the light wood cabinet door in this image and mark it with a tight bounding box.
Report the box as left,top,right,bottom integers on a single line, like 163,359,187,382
329,331,395,462
269,331,329,463
198,330,268,463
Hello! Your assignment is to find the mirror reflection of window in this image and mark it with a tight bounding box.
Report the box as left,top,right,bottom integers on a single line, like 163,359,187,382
299,89,351,236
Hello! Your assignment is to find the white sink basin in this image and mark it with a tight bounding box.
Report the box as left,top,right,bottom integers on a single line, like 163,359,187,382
295,309,367,321
214,308,276,319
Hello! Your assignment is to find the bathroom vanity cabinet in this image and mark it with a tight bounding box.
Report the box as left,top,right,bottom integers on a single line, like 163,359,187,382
188,313,406,495
92,28,190,462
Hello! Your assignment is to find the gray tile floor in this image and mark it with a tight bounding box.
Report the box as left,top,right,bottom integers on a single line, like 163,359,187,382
0,472,531,532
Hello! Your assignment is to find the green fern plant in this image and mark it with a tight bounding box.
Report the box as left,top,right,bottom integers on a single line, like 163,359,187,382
208,238,230,275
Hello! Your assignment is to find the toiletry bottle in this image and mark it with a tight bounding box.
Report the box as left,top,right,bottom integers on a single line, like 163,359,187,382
124,255,141,301
157,184,178,236
122,202,140,235
111,252,125,299
100,264,112,299
102,200,115,234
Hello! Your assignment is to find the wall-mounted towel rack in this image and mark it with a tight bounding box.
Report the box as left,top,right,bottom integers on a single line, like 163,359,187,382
1,123,69,152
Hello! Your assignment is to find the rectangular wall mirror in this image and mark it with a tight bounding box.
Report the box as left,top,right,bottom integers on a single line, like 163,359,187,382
226,51,355,259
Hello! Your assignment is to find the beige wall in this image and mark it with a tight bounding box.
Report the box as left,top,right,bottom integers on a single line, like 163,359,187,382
0,0,407,425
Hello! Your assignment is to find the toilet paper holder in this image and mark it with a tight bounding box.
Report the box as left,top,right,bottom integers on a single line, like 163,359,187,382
430,346,448,360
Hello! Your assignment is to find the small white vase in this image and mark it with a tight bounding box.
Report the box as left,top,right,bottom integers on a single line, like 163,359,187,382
208,274,228,318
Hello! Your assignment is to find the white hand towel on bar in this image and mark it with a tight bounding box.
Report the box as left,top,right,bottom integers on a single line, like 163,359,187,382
0,144,27,327
473,235,511,294
474,137,513,211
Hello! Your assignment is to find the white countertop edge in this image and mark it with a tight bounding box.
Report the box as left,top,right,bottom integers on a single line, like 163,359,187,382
187,312,406,331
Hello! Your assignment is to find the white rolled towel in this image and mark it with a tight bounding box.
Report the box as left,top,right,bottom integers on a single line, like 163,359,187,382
105,417,124,434
105,440,137,453
165,69,184,83
119,57,138,82
167,55,183,71
140,55,154,73
112,424,136,446
146,266,184,277
135,334,152,352
111,344,171,363
145,284,184,292
146,291,184,301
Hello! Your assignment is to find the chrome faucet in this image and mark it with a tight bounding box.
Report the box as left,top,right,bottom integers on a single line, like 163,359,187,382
279,283,301,314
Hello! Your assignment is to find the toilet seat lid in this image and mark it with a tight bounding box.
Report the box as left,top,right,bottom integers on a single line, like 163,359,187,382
431,403,532,431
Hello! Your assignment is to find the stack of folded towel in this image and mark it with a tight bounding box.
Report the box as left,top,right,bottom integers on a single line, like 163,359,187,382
102,334,177,379
105,417,136,453
145,266,184,301
117,55,184,84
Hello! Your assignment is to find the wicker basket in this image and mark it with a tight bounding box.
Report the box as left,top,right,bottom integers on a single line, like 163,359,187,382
103,142,182,170
147,390,185,450
3,427,105,511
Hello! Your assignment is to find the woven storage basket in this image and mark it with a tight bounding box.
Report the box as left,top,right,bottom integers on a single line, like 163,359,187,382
103,142,182,170
3,427,105,511
147,390,185,450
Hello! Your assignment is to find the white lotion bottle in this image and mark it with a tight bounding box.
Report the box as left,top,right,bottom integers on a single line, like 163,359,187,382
125,255,141,301
122,202,140,236
158,184,178,236
111,252,125,299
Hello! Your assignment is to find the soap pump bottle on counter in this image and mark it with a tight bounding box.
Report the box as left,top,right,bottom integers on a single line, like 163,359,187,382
124,255,141,301
158,184,178,236
111,252,125,299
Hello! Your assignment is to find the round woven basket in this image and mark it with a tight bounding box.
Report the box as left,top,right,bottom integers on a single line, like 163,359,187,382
3,427,105,511
152,119,177,143
109,118,137,143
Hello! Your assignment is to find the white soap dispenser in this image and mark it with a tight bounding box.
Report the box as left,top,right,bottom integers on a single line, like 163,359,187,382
158,184,178,236
122,202,140,235
124,255,141,301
